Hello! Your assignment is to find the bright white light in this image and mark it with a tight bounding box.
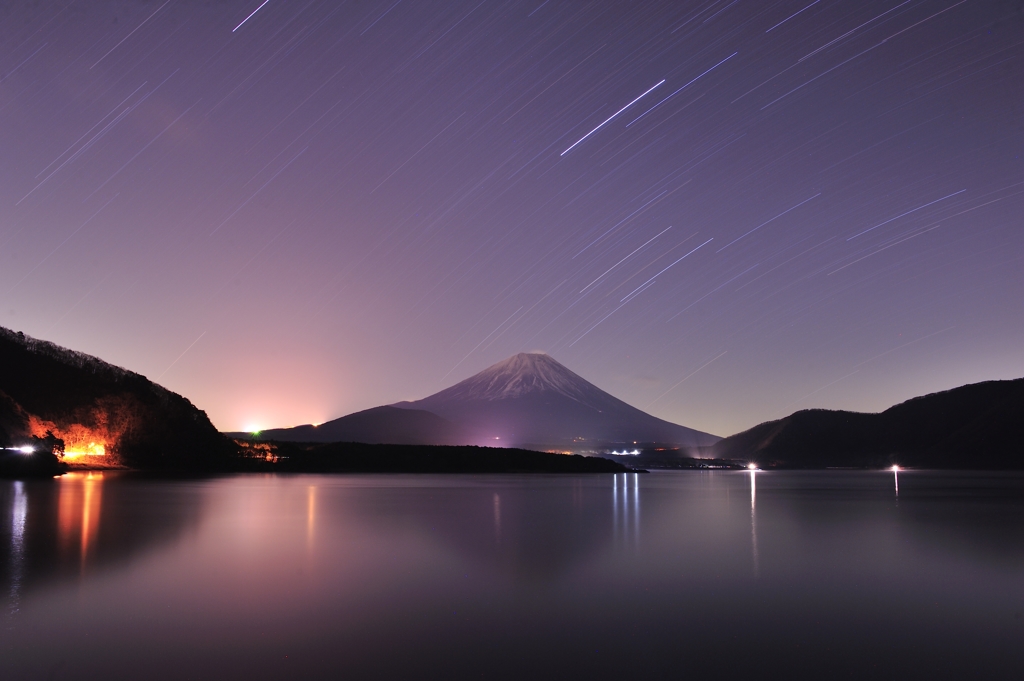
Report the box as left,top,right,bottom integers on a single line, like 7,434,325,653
748,463,757,470
891,465,900,472
17,446,34,454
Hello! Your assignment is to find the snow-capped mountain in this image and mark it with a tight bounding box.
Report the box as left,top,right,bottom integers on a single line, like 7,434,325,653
393,353,718,450
410,352,606,403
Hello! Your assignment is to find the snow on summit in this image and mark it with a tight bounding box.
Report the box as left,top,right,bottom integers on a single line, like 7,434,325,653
434,353,598,403
393,352,720,449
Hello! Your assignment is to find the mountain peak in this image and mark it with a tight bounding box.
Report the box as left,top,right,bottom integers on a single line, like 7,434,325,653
434,352,596,403
393,351,719,448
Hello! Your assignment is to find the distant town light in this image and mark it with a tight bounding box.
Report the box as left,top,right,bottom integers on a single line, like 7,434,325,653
891,465,899,472
748,463,757,470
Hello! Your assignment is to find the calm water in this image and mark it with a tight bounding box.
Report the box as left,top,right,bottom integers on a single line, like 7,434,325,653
1,470,1023,680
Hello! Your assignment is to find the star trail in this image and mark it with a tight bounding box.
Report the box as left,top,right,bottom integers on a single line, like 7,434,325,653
1,0,1021,435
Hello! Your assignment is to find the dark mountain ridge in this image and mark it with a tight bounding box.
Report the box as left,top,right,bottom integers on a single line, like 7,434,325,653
229,405,467,445
712,377,1024,468
0,327,234,471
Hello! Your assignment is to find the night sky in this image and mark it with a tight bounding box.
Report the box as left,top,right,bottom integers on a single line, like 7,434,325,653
1,1,1022,436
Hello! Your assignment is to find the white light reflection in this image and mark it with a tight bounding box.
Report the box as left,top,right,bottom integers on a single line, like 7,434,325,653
493,493,501,543
892,465,899,498
749,468,759,579
633,473,640,547
9,481,27,618
612,473,641,549
612,473,619,544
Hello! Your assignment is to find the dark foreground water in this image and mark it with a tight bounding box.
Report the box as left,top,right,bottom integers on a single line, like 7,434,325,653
1,471,1023,680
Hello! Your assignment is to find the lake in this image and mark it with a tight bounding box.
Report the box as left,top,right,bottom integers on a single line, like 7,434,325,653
2,470,1023,679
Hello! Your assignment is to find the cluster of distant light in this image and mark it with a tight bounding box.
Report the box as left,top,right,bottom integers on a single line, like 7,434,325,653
609,449,640,456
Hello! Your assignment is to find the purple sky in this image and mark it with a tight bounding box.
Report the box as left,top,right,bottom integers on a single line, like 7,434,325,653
2,1,1022,436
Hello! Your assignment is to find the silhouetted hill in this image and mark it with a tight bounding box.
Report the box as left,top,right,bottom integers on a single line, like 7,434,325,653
252,353,716,453
0,327,235,471
712,378,1024,468
229,405,467,445
238,440,637,474
394,353,718,451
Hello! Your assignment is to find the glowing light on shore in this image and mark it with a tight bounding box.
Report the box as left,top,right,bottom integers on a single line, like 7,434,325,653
27,416,115,462
62,442,107,460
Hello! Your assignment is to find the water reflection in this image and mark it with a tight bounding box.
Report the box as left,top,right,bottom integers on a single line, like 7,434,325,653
749,469,759,578
493,492,501,543
612,472,640,549
1,474,201,609
367,476,626,581
306,484,316,550
57,472,105,568
4,472,1024,680
7,481,26,619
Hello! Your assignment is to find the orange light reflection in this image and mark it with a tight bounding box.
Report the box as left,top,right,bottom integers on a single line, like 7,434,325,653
57,472,104,568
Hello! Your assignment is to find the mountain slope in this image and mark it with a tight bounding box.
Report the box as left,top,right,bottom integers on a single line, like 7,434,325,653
712,378,1024,468
231,406,467,445
393,353,718,450
0,327,234,470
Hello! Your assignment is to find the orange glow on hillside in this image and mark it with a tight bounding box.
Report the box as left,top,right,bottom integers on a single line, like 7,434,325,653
63,442,107,460
29,415,118,463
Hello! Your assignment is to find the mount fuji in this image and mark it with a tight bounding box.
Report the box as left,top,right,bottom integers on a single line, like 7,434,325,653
394,353,717,450
255,353,718,452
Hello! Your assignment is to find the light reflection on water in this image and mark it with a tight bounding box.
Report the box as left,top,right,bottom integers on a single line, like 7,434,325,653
7,481,25,619
1,471,1023,680
612,472,640,549
750,469,758,579
57,472,104,569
